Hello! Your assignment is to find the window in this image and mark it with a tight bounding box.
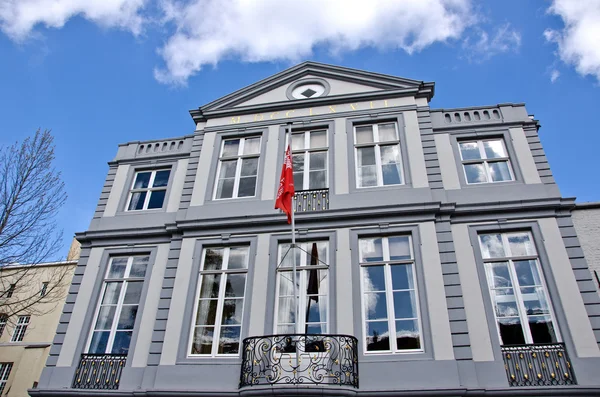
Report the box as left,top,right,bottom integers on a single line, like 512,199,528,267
459,139,513,184
87,255,148,354
0,363,12,395
354,122,404,188
126,169,171,210
0,314,6,337
359,236,422,353
214,136,261,199
275,241,329,334
11,316,29,342
40,282,49,297
290,130,328,191
4,284,15,298
479,231,559,345
189,246,249,356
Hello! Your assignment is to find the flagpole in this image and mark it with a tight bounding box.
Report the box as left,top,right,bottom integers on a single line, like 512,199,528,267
287,122,299,338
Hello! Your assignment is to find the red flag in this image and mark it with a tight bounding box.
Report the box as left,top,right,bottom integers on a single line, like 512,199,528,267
275,145,295,223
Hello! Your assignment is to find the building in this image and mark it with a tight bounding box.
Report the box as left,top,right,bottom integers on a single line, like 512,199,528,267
32,62,600,396
572,202,600,295
0,240,79,396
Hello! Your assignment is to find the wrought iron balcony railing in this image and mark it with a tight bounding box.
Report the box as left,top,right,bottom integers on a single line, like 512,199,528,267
294,189,329,212
240,334,358,388
72,354,127,390
501,343,576,387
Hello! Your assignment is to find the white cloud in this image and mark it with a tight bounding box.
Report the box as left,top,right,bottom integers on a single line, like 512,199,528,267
462,23,521,62
550,69,560,83
545,0,600,82
0,0,147,41
154,0,475,85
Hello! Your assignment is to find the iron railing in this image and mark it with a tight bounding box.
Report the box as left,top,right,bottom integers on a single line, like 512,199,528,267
294,189,329,212
501,343,576,387
240,334,358,388
72,354,127,389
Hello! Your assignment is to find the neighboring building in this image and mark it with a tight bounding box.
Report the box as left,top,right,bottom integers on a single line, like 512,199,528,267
33,62,600,396
0,240,79,396
572,202,600,294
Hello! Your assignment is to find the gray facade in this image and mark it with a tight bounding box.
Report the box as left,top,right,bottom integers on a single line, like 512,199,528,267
572,202,600,295
32,62,600,397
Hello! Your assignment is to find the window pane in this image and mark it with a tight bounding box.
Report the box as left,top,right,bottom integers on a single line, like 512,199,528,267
356,125,374,143
507,233,536,257
216,178,234,199
111,331,133,354
88,331,110,354
228,247,248,269
204,249,224,270
196,299,218,325
222,299,244,325
498,317,525,345
486,262,512,288
278,297,296,324
293,172,304,190
528,316,558,344
364,292,387,320
521,287,550,315
291,133,305,150
309,170,327,189
219,160,238,178
395,319,421,350
108,258,128,278
307,268,326,295
464,163,487,183
243,137,261,155
237,177,257,197
393,290,418,319
94,306,116,330
152,170,171,187
359,238,383,262
128,192,146,210
306,324,326,335
199,275,220,298
292,153,304,172
358,166,377,187
117,306,138,330
365,321,389,351
382,164,402,185
310,130,327,148
102,282,122,304
489,161,512,182
309,152,326,170
378,123,397,142
133,172,151,189
363,266,385,291
459,142,481,160
479,234,505,258
240,157,258,176
123,282,143,304
224,274,246,297
306,297,326,323
514,260,542,286
389,237,411,261
483,140,506,159
222,139,240,157
278,272,295,295
391,264,414,290
218,326,241,354
494,297,519,318
191,327,213,354
380,145,400,164
357,147,376,166
130,256,148,278
147,190,166,209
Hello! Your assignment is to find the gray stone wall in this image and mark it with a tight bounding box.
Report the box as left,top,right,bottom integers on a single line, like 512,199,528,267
573,203,600,294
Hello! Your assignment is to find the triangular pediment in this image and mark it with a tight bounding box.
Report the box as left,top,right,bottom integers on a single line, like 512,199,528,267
198,61,429,114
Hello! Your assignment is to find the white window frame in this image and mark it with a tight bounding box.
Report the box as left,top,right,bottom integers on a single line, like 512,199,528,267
0,363,12,395
353,122,405,188
213,136,261,200
126,169,171,211
188,246,249,357
273,241,329,335
459,138,514,184
0,315,7,338
85,255,148,354
359,236,423,354
11,316,30,342
479,231,561,345
289,130,329,191
40,282,49,297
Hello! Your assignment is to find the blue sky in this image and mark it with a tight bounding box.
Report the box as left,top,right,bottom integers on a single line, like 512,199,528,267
0,0,599,258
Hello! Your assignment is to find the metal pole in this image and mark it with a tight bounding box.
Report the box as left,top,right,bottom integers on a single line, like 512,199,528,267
287,122,300,370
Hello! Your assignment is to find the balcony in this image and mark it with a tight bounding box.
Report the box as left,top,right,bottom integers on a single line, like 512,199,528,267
72,354,126,390
501,343,576,386
240,334,358,388
294,189,329,212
